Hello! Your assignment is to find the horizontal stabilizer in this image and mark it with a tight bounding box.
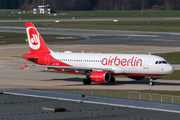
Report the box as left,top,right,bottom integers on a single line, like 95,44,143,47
22,57,38,59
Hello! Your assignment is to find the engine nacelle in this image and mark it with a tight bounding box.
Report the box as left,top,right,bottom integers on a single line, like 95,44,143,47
91,71,111,83
127,75,145,80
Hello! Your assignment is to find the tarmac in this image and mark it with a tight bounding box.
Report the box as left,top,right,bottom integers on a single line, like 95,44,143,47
1,92,180,120
1,26,180,47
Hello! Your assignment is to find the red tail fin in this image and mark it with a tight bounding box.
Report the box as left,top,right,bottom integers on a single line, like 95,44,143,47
25,22,50,53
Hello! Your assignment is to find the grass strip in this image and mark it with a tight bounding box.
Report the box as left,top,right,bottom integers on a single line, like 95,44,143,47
154,52,180,64
0,32,58,39
33,89,180,96
1,20,180,32
33,89,180,104
1,10,180,20
0,32,85,45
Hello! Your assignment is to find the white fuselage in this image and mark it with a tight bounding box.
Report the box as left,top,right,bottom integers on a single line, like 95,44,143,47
50,51,174,76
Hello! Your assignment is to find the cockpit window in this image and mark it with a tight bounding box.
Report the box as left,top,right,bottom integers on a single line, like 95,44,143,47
155,61,168,64
162,61,167,64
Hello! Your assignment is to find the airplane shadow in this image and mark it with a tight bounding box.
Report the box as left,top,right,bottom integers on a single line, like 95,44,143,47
110,79,180,86
41,77,83,82
42,77,180,86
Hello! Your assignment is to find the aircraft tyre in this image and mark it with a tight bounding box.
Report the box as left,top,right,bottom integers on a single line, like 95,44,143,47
83,79,91,85
150,82,154,86
149,76,154,86
109,76,115,83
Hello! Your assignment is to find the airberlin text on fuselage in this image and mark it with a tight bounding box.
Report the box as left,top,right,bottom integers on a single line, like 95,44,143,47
101,56,142,67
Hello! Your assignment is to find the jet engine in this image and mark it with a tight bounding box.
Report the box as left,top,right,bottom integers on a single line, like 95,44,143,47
90,71,111,83
127,75,145,80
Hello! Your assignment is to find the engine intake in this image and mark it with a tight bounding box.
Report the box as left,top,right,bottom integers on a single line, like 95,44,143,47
91,71,111,83
127,75,145,80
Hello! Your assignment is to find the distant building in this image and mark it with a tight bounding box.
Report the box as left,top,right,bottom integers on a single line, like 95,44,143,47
33,4,51,14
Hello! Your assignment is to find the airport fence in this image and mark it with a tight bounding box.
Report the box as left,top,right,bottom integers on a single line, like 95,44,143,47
61,90,180,104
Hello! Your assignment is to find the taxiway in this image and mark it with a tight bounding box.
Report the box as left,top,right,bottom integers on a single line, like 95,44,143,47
0,26,180,47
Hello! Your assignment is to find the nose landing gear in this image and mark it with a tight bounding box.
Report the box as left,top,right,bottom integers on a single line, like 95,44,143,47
149,76,154,86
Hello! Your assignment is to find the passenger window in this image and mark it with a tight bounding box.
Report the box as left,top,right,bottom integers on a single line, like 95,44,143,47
155,61,158,64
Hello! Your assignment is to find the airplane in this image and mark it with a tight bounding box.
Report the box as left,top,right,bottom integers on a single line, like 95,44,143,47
22,22,174,86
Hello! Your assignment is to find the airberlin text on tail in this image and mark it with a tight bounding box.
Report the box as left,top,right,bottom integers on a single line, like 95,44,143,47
25,22,50,53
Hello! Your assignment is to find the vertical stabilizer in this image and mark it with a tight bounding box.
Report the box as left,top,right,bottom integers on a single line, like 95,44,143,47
25,22,50,53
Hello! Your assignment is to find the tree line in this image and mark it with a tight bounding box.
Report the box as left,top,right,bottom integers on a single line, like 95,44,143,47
1,0,180,12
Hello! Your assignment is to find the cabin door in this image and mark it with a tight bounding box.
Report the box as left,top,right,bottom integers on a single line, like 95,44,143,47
143,57,150,69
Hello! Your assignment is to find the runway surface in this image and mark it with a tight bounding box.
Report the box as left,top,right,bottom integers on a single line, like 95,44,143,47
4,89,180,114
1,93,180,120
0,26,180,47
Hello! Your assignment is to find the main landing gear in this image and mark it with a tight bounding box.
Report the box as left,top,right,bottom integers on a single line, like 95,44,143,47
83,72,92,85
109,76,115,83
83,78,91,85
149,76,154,86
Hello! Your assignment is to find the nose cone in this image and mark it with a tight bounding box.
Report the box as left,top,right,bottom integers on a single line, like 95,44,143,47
166,65,174,74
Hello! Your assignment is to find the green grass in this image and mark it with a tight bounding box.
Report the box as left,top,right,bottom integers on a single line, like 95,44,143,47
59,10,180,18
1,20,180,32
0,32,26,39
33,89,180,96
153,70,180,80
33,89,180,98
0,32,84,45
32,89,180,103
154,52,180,64
0,32,57,39
1,10,180,20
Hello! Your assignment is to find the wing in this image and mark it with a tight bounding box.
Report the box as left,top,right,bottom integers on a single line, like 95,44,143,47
33,65,113,72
